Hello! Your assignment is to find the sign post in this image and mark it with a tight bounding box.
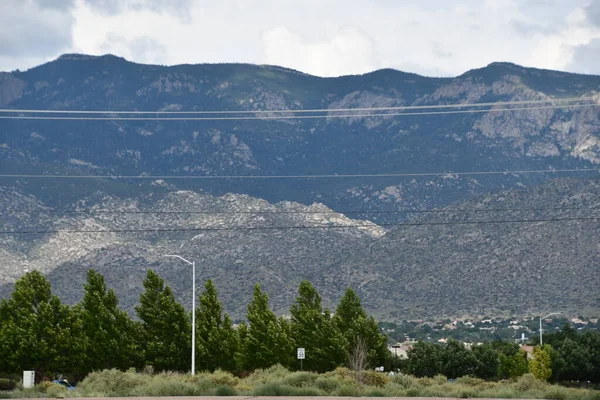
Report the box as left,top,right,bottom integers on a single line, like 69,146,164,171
297,347,305,371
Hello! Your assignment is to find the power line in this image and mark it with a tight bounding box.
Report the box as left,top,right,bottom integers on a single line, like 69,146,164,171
0,97,594,115
0,104,597,121
1,206,599,215
1,167,599,180
2,216,599,234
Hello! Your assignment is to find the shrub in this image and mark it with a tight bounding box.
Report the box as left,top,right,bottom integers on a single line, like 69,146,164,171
364,388,386,397
78,369,151,396
37,381,56,393
313,375,345,393
45,384,68,398
433,374,448,385
252,383,323,396
0,379,14,391
514,373,546,392
132,376,201,396
245,365,290,385
210,370,239,387
335,384,361,397
281,371,317,387
543,385,571,400
458,387,478,398
581,390,600,400
406,387,422,397
391,373,417,388
362,371,390,387
456,376,486,386
383,382,409,397
214,385,237,396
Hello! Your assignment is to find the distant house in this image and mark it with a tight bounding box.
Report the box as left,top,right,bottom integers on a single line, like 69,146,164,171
389,343,410,359
520,345,535,360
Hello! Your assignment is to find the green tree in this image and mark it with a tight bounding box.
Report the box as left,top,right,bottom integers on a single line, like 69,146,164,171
529,345,552,381
498,350,528,379
333,288,389,369
440,339,478,378
241,284,293,370
0,271,84,378
290,281,346,372
80,269,143,373
472,343,499,380
554,338,593,381
136,270,191,372
195,280,238,372
407,341,441,377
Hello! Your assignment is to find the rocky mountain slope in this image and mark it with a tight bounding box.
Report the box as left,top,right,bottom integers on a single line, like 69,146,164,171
0,184,382,317
1,55,600,214
1,178,599,320
1,55,600,318
325,177,600,320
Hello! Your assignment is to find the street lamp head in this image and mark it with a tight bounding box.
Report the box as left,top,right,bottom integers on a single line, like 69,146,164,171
163,254,194,266
541,312,561,320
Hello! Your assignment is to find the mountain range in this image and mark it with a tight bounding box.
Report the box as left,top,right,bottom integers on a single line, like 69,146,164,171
0,54,599,319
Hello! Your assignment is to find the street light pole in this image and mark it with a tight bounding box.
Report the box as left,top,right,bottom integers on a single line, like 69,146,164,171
164,254,196,375
539,312,560,346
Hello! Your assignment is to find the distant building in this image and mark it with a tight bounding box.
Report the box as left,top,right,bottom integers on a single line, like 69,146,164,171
520,345,535,360
389,343,410,359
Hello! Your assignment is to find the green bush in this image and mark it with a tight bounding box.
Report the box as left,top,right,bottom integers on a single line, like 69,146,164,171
362,371,390,387
433,374,448,385
245,365,290,385
131,377,201,396
456,375,486,386
37,381,56,393
514,373,546,392
214,385,237,396
45,384,68,398
280,371,318,387
210,370,239,387
406,387,422,397
313,375,345,393
0,379,14,391
335,384,361,396
581,390,600,400
78,369,151,396
364,388,386,397
543,385,571,400
458,387,478,398
391,373,417,388
382,382,409,397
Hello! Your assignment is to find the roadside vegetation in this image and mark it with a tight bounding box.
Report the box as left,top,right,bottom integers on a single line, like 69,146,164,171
4,366,600,399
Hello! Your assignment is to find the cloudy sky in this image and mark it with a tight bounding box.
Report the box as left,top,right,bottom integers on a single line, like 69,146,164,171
2,0,600,77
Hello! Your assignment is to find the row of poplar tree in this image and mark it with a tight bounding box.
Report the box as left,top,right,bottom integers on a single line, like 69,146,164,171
0,269,389,379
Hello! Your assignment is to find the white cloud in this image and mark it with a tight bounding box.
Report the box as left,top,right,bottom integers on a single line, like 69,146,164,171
0,0,73,70
261,26,379,77
2,0,600,77
99,33,167,65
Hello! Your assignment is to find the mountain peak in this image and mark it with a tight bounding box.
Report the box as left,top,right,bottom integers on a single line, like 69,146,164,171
57,53,127,62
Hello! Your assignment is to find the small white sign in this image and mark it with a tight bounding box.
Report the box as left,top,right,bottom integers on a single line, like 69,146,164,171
297,347,305,359
23,371,35,389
